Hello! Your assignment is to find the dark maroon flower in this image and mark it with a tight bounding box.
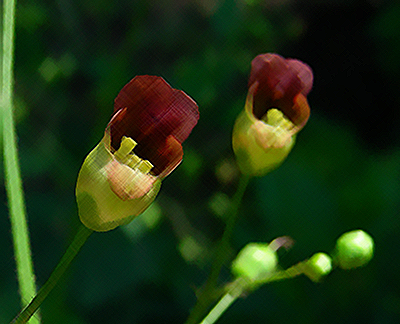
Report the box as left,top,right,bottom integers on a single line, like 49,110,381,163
232,53,313,176
109,75,199,177
76,75,199,231
249,53,313,129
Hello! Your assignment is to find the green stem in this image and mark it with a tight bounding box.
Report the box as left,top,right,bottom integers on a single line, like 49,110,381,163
199,279,245,324
11,225,93,324
254,262,305,285
199,292,238,324
185,174,250,324
199,263,306,324
1,0,41,323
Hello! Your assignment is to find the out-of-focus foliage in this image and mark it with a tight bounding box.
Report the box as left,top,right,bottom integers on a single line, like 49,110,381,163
1,0,400,323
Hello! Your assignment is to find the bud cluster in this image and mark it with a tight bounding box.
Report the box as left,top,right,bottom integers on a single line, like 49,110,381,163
231,230,374,286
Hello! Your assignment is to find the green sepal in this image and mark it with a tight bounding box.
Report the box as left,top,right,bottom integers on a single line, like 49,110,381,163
232,93,296,177
75,133,161,232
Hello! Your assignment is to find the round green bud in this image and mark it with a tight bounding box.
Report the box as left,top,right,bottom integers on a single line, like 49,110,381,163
231,243,278,281
334,230,374,270
303,252,332,282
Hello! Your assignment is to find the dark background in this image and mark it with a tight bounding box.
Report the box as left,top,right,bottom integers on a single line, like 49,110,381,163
1,0,400,323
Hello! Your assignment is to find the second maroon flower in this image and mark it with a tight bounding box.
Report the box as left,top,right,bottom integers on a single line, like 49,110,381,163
232,53,313,176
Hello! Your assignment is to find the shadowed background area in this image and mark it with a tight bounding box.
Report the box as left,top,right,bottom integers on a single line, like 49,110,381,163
1,0,400,323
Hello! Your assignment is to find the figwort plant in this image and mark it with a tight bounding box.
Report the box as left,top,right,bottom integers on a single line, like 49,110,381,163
3,6,374,324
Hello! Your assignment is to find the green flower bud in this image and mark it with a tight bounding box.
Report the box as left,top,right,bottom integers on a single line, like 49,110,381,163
334,230,374,269
303,252,332,282
231,243,278,281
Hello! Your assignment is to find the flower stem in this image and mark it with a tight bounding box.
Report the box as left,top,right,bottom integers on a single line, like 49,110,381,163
199,279,245,324
199,263,307,324
185,174,250,324
11,225,93,324
199,292,238,324
1,0,41,322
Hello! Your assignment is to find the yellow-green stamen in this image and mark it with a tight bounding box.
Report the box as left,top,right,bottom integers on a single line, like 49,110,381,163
114,136,154,174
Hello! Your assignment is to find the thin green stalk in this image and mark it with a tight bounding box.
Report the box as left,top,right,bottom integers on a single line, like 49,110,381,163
199,292,238,324
199,279,245,324
253,262,306,286
1,0,40,323
198,263,306,324
11,224,93,324
185,174,250,324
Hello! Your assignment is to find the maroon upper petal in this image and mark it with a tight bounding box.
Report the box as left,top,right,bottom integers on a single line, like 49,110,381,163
248,53,313,128
109,75,199,176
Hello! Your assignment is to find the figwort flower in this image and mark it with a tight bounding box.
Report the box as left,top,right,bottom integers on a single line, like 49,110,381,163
76,76,199,231
232,53,313,176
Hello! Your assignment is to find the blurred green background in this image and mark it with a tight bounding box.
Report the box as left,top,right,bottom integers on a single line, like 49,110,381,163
1,0,400,323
